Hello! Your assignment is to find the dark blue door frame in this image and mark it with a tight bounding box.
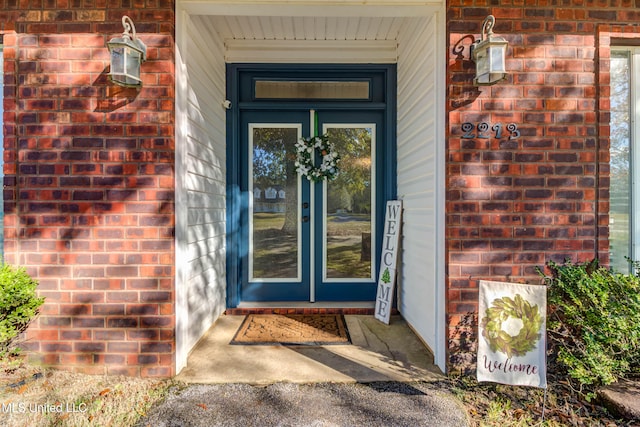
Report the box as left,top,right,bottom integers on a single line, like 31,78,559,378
226,64,396,307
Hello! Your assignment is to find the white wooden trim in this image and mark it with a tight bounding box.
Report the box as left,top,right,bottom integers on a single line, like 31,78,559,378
179,2,443,18
174,7,189,374
631,48,640,265
433,8,447,374
309,110,316,302
225,40,397,64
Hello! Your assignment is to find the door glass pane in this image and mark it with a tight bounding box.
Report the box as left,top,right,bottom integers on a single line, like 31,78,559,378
610,52,632,273
324,125,375,280
250,125,301,280
255,81,370,100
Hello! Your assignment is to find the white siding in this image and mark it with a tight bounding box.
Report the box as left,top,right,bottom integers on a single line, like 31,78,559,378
396,13,446,372
176,12,227,372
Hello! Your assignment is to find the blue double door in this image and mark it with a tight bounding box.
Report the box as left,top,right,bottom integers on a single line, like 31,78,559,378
240,109,384,302
227,64,396,304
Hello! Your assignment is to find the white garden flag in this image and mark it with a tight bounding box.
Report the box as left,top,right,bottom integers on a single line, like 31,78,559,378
477,280,547,388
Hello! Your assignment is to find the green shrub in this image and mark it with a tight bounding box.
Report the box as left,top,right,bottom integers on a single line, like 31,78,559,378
541,259,640,397
0,263,44,355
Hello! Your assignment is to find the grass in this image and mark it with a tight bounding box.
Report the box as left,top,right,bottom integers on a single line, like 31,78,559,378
326,213,371,235
252,212,372,279
1,357,636,427
252,212,287,230
0,358,175,427
325,243,371,278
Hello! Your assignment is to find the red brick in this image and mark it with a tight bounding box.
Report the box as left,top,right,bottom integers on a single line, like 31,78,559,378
61,354,93,365
107,366,140,376
446,4,636,371
141,366,172,378
74,342,105,353
61,330,91,340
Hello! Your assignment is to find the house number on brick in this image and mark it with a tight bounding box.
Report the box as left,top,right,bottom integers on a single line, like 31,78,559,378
461,122,520,140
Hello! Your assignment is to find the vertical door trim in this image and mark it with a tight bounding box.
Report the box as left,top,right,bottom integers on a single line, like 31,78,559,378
309,109,316,302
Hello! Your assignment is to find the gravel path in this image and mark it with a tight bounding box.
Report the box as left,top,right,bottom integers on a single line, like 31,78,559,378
137,382,470,427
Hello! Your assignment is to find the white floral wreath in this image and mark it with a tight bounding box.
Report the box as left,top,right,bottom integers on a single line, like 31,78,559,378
295,134,340,182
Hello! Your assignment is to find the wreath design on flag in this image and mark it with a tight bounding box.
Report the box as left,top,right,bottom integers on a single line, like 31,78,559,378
480,293,543,358
295,134,340,182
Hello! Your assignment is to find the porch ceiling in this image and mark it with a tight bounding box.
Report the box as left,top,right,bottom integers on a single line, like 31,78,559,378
208,16,404,41
181,1,442,62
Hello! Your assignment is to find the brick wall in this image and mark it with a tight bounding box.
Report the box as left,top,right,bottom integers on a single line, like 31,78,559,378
1,4,175,377
446,2,640,371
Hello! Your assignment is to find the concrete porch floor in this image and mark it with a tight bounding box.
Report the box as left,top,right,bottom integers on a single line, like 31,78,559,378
177,314,445,384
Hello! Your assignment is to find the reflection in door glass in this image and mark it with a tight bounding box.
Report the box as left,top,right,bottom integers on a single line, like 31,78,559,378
324,126,374,280
250,126,300,279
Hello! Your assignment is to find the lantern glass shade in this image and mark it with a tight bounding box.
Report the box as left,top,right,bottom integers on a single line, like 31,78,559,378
107,17,146,88
473,36,508,86
107,37,145,87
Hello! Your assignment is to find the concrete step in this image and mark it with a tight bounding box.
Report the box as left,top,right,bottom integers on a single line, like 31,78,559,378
599,379,640,421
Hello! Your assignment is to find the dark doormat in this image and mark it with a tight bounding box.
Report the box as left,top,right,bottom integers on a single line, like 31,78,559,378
230,314,351,345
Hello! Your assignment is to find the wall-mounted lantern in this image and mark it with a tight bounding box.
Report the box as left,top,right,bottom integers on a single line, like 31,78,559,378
471,15,508,86
107,16,147,88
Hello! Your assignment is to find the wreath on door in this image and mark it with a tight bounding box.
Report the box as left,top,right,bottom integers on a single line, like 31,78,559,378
295,134,340,182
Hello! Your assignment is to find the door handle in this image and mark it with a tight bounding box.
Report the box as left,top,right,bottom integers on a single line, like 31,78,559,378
302,216,309,223
302,202,309,209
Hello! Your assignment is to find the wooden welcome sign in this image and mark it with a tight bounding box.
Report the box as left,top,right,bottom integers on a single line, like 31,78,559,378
375,200,402,324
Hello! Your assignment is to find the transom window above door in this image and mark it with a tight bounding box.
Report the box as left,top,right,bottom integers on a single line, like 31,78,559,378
235,66,389,104
254,80,371,100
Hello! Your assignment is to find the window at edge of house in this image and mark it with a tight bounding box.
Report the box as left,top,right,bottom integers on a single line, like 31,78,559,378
0,39,4,261
610,47,640,273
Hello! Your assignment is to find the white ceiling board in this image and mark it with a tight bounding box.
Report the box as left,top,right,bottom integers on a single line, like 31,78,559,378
224,39,398,63
209,16,404,41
